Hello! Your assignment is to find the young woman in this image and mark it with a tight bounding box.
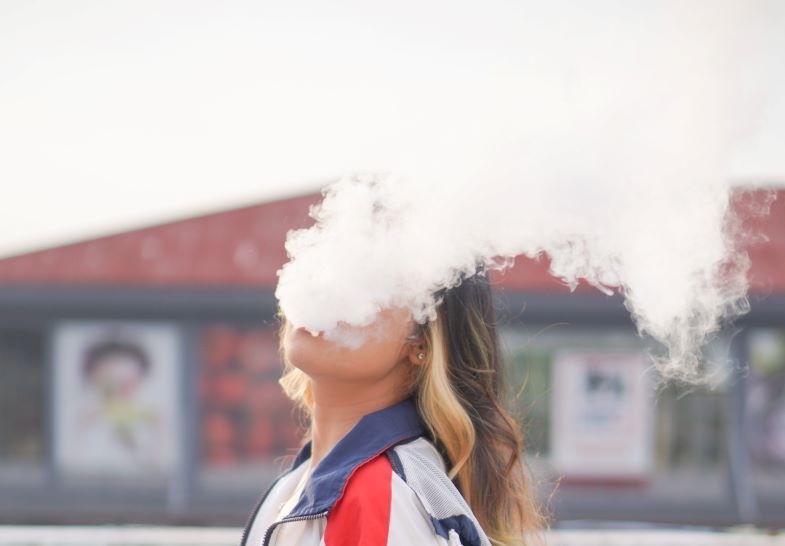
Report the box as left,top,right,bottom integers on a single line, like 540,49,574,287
240,273,546,546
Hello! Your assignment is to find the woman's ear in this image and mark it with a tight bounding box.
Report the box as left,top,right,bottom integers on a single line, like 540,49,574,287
406,337,428,366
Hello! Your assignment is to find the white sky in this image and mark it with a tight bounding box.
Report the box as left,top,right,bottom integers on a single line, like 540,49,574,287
1,1,783,258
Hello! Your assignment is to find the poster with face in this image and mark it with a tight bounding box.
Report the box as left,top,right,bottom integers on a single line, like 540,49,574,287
550,350,653,480
53,321,181,476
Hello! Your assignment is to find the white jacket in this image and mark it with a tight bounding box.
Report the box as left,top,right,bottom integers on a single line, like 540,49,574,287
239,397,491,546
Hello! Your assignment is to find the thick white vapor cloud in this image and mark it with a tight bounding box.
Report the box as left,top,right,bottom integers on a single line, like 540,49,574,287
276,0,780,383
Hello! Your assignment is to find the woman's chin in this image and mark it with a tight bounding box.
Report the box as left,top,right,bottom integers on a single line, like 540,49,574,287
284,327,333,369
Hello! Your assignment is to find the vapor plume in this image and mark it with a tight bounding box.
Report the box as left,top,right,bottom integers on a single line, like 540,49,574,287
275,0,778,383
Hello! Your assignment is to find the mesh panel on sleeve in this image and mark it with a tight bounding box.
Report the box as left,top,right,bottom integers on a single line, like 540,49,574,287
392,438,492,546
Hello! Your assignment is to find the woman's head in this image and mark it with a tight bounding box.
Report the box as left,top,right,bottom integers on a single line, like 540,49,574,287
278,272,545,546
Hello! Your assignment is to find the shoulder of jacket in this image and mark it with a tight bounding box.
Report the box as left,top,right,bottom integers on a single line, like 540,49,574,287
326,447,451,546
386,438,492,546
324,454,394,545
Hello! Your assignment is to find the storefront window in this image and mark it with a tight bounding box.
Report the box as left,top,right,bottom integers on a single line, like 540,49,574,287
747,328,785,520
502,323,731,475
500,322,746,522
502,325,647,459
0,330,46,467
748,329,785,467
198,324,300,482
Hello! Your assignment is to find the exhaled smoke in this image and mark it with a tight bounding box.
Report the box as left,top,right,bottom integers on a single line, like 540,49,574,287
275,0,777,384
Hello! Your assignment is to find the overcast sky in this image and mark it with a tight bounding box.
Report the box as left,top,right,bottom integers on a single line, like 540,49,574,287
1,1,783,258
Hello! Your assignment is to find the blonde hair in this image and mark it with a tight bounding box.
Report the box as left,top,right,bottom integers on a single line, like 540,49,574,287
276,276,547,546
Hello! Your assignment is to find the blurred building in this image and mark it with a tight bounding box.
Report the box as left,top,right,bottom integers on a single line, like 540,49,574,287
0,189,783,528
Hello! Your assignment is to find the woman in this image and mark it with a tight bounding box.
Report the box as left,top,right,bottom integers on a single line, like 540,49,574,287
240,272,546,546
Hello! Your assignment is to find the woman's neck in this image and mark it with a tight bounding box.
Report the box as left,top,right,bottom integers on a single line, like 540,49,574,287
308,374,408,469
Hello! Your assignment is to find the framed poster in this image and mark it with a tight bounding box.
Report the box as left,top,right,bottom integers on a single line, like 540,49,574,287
53,321,181,476
550,350,653,481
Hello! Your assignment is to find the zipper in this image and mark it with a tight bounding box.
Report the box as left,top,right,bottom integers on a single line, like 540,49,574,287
252,434,422,545
239,473,287,546
261,510,329,546
261,440,407,545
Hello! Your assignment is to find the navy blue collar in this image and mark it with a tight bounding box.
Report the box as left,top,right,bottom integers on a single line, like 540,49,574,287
285,396,425,518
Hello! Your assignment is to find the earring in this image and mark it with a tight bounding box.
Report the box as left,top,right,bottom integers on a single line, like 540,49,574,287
418,352,425,360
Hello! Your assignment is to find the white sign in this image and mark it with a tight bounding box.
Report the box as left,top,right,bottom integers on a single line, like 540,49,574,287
550,350,653,480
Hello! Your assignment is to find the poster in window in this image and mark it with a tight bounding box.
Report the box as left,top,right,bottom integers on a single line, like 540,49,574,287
53,321,181,476
550,350,653,480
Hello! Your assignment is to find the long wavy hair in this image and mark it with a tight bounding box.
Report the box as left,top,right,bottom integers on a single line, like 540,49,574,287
277,273,547,546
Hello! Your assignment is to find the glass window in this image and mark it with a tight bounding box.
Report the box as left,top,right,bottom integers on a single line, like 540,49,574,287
748,329,785,466
502,325,648,461
501,323,735,519
198,324,301,489
0,330,46,467
747,328,785,524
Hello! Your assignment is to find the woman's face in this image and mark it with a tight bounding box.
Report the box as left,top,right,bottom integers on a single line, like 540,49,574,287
281,306,417,383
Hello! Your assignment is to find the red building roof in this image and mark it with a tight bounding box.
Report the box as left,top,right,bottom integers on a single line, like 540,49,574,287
0,189,782,294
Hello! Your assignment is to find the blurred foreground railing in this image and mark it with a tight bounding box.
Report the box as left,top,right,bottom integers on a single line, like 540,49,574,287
0,526,783,546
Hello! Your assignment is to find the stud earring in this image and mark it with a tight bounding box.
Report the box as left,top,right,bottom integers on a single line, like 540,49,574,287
418,352,425,360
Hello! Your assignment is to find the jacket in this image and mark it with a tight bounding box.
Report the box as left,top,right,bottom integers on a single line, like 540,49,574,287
239,397,491,546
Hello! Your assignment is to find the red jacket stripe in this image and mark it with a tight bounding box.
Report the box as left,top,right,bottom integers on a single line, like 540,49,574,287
324,455,393,546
